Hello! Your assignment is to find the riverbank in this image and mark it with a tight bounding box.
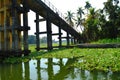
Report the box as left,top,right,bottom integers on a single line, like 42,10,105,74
2,46,120,72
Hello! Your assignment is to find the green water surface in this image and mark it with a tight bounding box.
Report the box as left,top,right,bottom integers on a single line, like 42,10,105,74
0,58,120,80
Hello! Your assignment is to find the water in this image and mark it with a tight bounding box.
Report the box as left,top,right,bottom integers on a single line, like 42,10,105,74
0,58,120,80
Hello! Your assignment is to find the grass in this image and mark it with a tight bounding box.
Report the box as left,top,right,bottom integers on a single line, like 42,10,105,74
92,37,120,44
29,42,68,52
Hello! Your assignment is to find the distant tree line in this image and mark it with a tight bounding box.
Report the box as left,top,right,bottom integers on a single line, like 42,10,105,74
27,35,47,44
28,35,36,44
65,0,120,42
26,35,56,44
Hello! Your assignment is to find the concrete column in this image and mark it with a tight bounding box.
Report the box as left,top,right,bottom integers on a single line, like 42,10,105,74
23,1,29,54
58,25,62,48
11,0,16,50
71,37,74,45
74,38,77,44
67,32,70,47
46,14,52,50
35,13,40,51
16,13,22,50
11,0,20,52
3,0,8,51
0,1,1,50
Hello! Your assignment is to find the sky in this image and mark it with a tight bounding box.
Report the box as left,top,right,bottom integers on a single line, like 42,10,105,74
28,0,107,40
50,0,107,13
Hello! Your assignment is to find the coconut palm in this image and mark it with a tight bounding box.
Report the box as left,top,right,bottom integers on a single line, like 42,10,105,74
84,8,100,41
77,7,84,18
65,11,75,27
76,17,85,33
76,7,85,32
84,1,92,14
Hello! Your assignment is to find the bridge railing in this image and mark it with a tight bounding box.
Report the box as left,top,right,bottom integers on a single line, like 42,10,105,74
41,0,65,21
40,0,79,32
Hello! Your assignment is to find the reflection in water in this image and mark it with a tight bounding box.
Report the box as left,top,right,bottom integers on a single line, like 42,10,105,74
23,62,30,80
48,58,53,80
0,58,120,80
37,60,41,80
0,63,23,80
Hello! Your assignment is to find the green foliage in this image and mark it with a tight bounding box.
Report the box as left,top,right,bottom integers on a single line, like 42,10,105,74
2,46,120,72
65,0,120,42
74,48,120,72
83,8,100,41
100,0,120,38
40,36,47,43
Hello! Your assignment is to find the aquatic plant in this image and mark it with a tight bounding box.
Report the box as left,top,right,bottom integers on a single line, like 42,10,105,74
1,44,120,72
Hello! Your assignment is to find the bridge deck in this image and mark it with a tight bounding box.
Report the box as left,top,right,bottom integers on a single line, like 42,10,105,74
26,0,81,40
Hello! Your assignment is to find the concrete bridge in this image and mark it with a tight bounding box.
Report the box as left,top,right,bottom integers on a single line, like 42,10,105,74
0,0,81,57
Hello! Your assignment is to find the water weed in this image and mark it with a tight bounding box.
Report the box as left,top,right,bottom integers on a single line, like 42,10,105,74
1,45,120,72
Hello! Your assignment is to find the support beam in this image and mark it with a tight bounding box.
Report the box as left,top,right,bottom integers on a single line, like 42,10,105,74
35,13,40,51
11,0,16,50
10,0,22,55
0,7,8,12
4,0,8,51
35,31,47,34
74,38,77,44
23,0,30,55
71,37,74,45
0,2,1,50
15,5,29,13
77,39,79,44
67,32,70,47
52,33,62,36
46,13,52,50
58,23,62,48
16,12,22,51
58,37,72,39
34,18,46,22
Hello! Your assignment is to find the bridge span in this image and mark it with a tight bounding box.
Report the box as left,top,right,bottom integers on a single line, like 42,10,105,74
0,0,81,57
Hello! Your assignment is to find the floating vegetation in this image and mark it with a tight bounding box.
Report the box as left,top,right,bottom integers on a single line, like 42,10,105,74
1,47,120,72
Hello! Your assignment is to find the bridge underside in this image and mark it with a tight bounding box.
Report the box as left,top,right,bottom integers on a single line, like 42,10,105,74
0,0,81,57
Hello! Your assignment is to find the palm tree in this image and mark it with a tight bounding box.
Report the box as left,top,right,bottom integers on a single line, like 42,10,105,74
84,8,100,41
65,11,75,27
77,7,84,18
84,1,92,14
76,17,85,33
76,7,85,33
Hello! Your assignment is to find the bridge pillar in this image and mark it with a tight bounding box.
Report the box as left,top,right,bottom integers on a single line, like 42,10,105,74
74,38,79,44
71,37,74,45
0,0,24,56
67,32,70,47
46,13,52,50
35,13,40,51
22,0,30,55
58,23,62,48
11,0,20,52
0,0,10,52
0,0,31,57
